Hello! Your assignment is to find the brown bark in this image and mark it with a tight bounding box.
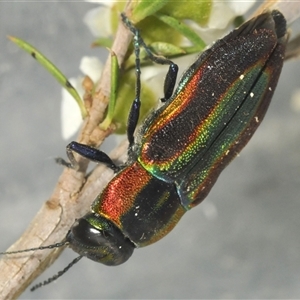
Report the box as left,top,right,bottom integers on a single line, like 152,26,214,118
0,3,133,299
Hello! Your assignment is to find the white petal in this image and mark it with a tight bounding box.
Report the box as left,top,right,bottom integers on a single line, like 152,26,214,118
208,2,236,29
83,6,112,37
80,56,103,83
140,65,167,100
84,0,114,6
187,1,257,44
227,0,257,16
198,1,256,31
61,78,84,140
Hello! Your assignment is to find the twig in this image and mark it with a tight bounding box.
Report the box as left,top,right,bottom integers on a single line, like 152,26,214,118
0,3,133,299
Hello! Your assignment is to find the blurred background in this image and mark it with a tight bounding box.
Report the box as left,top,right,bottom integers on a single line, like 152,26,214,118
1,2,300,299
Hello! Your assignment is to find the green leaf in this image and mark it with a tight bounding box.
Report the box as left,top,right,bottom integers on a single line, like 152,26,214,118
150,42,185,57
181,45,207,55
8,36,87,119
134,15,183,50
91,37,113,48
100,51,119,130
122,44,182,74
160,0,212,26
154,13,206,50
132,0,169,23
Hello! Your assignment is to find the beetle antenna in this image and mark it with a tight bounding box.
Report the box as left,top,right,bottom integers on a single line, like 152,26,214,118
30,255,83,291
0,240,69,255
0,240,82,291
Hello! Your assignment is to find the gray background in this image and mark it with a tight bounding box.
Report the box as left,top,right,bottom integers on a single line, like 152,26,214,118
1,2,300,299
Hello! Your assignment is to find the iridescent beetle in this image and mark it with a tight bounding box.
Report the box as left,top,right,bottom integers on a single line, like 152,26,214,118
1,10,288,289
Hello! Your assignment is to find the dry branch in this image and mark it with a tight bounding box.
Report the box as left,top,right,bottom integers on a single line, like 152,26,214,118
0,3,133,299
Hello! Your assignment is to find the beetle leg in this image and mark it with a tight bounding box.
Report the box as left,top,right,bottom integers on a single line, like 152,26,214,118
126,23,142,148
121,13,179,148
161,63,178,102
121,13,178,102
135,37,178,102
56,141,118,172
127,97,141,148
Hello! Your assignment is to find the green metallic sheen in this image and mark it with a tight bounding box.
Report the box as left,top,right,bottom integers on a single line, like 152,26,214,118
65,11,287,267
137,12,287,210
90,162,186,247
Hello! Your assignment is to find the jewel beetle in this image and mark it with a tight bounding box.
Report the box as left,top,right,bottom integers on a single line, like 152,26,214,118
1,9,289,290
63,9,288,262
